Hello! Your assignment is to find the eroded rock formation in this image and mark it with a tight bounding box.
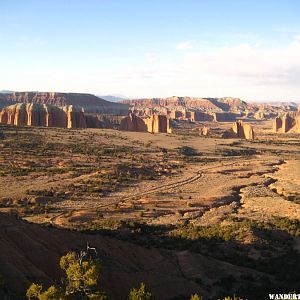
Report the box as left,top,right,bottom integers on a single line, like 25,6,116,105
144,115,172,133
273,112,300,133
120,114,172,134
120,114,147,132
0,103,103,128
232,121,255,140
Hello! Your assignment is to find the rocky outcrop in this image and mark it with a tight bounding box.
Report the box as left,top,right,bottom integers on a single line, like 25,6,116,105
65,106,87,128
0,92,129,115
168,110,214,122
144,115,172,133
273,112,300,133
0,103,103,128
198,127,209,136
120,114,147,132
232,121,255,140
120,114,172,134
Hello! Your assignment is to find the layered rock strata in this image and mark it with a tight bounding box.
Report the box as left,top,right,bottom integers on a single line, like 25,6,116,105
0,92,129,115
0,103,103,128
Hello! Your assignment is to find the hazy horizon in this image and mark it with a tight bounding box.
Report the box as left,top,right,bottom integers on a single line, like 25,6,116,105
1,90,299,104
1,0,300,102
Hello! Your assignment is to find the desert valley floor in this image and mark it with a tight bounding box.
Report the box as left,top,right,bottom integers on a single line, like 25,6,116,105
0,120,299,299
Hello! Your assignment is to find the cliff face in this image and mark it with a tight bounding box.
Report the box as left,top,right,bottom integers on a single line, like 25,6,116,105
120,114,172,133
123,97,222,110
273,112,300,133
0,103,103,128
144,115,172,134
0,92,129,115
122,96,248,111
120,114,147,132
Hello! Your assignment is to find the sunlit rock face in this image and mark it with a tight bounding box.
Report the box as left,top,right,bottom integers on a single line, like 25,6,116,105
0,103,103,128
120,113,172,134
144,115,172,134
232,121,255,140
273,112,300,133
120,113,147,132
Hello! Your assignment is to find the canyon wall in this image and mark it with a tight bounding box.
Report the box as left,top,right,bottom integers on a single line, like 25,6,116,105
0,103,103,128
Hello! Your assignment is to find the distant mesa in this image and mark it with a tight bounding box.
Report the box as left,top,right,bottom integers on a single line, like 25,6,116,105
124,96,298,122
0,91,129,114
122,96,248,111
0,91,130,129
273,111,300,133
98,95,128,102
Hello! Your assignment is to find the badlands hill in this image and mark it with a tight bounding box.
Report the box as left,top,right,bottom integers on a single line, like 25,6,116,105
122,96,300,114
122,96,248,111
0,92,129,114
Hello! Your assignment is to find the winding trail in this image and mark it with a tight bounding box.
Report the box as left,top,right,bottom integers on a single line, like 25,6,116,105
49,158,284,226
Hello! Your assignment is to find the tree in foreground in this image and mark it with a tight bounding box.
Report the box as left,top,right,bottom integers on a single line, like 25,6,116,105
26,244,107,300
26,283,62,300
190,294,203,300
128,282,154,300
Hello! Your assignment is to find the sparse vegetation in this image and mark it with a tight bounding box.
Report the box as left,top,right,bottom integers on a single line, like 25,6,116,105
0,122,299,300
128,282,154,300
26,247,107,300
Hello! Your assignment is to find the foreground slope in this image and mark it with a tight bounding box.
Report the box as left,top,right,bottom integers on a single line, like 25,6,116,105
0,212,273,300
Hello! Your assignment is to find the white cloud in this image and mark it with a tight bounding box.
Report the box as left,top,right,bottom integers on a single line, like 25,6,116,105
176,41,193,50
2,37,300,101
144,52,157,63
294,34,300,43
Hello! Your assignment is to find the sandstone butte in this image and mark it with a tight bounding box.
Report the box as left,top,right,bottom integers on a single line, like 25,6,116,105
120,113,172,134
273,111,300,133
232,121,255,140
0,91,129,115
0,103,103,129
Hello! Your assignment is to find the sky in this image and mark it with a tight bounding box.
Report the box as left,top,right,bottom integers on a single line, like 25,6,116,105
1,0,300,101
